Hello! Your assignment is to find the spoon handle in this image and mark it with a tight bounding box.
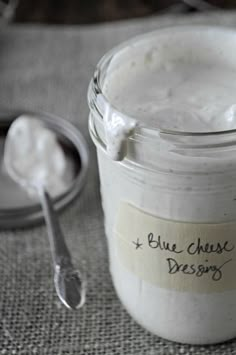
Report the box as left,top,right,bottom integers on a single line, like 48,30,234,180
40,189,72,267
39,189,85,309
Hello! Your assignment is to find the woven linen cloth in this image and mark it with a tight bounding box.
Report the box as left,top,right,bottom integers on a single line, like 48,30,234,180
1,10,236,355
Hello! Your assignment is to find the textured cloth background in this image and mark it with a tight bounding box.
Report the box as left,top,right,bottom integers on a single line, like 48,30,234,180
1,11,236,355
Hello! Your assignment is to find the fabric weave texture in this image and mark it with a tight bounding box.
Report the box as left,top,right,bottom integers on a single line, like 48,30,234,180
1,11,236,354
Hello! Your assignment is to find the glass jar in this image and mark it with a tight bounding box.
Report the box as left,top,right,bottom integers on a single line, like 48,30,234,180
88,26,236,344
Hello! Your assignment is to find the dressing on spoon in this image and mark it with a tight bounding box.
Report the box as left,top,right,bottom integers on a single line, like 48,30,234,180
4,115,69,197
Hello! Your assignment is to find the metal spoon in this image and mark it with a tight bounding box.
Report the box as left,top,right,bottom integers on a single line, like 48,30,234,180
4,125,86,310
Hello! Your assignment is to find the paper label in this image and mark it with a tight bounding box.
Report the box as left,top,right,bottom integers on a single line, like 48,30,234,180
115,202,236,293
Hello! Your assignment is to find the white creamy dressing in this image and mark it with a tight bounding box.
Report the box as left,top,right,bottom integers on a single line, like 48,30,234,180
102,47,236,160
4,115,70,197
90,28,236,344
103,100,136,161
105,62,236,131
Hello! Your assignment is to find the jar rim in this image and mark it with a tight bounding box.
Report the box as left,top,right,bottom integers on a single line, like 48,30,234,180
89,25,236,140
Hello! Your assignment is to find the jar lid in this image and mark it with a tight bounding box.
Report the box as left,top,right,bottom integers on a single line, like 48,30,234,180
0,110,89,228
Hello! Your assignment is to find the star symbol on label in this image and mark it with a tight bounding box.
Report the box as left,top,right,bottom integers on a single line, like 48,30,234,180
132,238,143,250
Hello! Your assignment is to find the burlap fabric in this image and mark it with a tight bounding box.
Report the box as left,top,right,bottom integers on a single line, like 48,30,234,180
1,11,236,355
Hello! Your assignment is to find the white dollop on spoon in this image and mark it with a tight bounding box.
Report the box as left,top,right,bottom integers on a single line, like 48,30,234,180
4,115,69,197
